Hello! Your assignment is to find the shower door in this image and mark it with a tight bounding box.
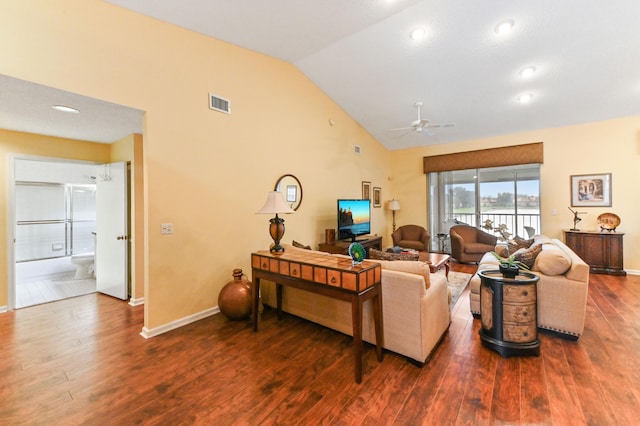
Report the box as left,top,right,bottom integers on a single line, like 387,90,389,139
96,162,129,300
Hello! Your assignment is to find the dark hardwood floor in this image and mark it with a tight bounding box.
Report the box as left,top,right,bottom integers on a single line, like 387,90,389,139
1,262,639,425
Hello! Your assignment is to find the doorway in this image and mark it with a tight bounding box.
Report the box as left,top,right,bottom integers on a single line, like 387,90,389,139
9,157,129,309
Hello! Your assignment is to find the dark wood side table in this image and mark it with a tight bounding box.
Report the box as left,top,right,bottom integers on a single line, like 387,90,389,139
418,252,450,279
564,229,625,276
318,236,382,258
251,250,383,383
479,270,540,357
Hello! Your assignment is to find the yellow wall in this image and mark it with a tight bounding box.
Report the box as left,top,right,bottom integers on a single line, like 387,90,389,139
0,129,111,306
0,1,390,328
391,115,640,271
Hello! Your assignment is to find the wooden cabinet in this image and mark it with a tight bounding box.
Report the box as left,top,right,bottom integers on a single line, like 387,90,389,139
318,236,382,258
479,270,540,357
564,230,625,276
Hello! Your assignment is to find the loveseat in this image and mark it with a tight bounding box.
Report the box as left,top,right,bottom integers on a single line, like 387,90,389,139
468,236,590,339
260,242,451,364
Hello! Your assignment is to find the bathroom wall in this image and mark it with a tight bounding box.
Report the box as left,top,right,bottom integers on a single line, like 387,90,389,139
14,159,97,261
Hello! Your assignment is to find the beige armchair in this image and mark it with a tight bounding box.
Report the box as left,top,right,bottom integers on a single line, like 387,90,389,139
391,225,430,251
450,225,498,263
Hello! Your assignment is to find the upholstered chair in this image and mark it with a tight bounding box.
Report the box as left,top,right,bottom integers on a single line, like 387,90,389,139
391,225,430,251
449,225,498,263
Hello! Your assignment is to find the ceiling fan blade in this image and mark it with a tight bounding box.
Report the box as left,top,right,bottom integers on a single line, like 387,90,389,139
426,122,456,128
389,126,414,131
419,127,436,136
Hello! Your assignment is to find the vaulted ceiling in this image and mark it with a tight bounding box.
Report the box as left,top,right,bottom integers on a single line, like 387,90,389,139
104,0,640,150
3,1,639,148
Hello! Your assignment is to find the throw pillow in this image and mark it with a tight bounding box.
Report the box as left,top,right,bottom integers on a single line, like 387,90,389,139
513,236,534,249
373,259,431,289
533,243,571,275
495,237,535,257
292,240,311,250
513,244,542,269
369,248,419,262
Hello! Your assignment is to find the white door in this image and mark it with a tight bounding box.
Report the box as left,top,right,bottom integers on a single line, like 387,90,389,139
96,162,129,300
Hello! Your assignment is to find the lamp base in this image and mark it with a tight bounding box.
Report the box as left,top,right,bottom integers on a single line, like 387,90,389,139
269,215,286,253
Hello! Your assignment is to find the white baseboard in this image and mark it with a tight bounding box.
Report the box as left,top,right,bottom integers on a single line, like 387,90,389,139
0,305,7,313
140,306,220,339
625,269,639,276
129,297,144,306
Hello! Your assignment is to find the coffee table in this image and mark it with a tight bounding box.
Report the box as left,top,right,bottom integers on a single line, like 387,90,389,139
419,252,450,279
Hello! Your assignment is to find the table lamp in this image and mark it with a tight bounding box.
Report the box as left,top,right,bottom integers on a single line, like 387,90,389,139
257,191,295,253
388,199,400,232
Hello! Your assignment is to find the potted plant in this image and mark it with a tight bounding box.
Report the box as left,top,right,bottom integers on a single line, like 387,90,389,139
490,251,529,278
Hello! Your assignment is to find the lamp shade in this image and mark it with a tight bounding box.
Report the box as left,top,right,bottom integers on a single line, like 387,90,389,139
388,199,400,211
256,191,295,215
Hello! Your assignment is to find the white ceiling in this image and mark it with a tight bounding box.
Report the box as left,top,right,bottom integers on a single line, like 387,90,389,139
3,1,640,148
0,75,143,144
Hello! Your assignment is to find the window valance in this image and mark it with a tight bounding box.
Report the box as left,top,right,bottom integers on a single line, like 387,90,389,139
423,142,543,173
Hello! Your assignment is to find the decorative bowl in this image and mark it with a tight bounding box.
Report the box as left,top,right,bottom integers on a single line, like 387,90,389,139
597,212,620,231
348,242,366,265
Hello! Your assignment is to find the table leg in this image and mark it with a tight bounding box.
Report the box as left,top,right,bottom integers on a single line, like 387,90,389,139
252,277,261,332
276,283,283,320
372,288,384,362
351,295,363,384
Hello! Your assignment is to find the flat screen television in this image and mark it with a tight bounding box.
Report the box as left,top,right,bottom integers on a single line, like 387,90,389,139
337,199,371,242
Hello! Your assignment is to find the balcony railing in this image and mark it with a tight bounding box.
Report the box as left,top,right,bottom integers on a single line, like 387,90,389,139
450,212,541,240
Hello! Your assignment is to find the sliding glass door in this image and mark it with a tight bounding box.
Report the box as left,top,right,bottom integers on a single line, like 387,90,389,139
428,164,540,252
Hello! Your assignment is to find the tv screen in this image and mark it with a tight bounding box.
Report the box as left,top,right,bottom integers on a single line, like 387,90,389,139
337,199,371,241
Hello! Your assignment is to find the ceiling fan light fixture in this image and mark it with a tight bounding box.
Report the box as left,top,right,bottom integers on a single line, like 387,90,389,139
409,27,427,41
495,20,514,35
52,105,80,114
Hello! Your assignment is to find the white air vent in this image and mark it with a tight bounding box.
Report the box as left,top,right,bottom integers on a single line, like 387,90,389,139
209,93,231,114
354,145,361,154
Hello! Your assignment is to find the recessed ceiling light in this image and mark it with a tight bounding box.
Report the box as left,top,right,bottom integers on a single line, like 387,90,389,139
52,105,80,113
495,20,514,35
410,27,427,41
517,93,533,103
519,66,537,78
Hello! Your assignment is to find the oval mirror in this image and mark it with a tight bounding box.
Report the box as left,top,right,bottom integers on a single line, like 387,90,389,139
274,174,303,211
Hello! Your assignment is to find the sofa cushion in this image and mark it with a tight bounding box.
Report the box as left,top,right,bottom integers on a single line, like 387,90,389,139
370,248,419,261
533,243,572,275
370,258,431,289
513,243,543,269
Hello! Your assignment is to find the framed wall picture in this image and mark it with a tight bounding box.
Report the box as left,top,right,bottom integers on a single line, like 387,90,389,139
571,173,612,207
373,187,381,208
362,181,371,200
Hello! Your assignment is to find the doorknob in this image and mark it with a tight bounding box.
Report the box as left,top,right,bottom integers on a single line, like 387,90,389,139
117,235,129,240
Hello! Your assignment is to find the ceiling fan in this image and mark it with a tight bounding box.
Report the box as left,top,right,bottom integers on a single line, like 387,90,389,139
390,101,455,136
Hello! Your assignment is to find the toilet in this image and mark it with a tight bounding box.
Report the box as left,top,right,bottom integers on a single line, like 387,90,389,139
71,252,95,279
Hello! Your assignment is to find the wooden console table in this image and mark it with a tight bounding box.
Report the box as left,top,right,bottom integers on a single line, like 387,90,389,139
318,236,382,258
564,230,625,276
479,270,540,357
251,250,383,383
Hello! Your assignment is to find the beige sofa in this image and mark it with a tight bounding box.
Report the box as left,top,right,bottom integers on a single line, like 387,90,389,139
260,243,451,364
468,236,590,339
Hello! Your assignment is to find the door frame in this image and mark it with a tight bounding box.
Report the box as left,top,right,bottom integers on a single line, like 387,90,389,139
5,154,103,310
